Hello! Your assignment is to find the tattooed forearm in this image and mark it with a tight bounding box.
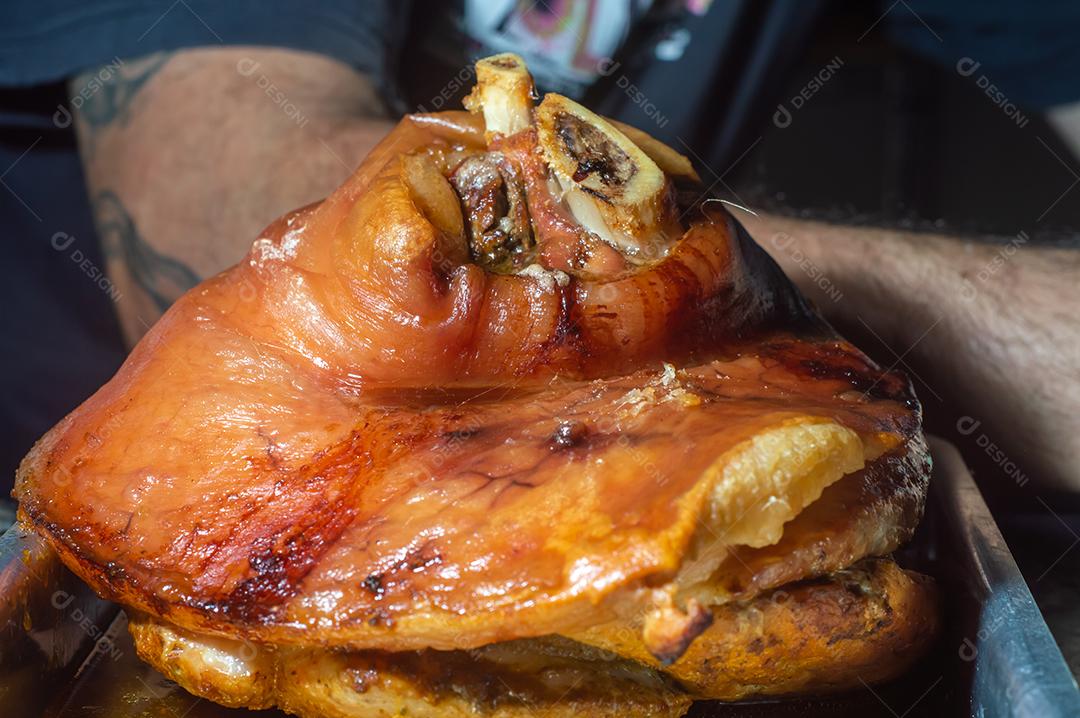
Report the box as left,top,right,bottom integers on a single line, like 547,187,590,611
69,47,390,345
71,53,172,131
92,191,201,313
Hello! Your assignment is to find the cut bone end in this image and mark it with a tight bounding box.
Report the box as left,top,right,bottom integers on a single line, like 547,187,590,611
537,94,664,206
537,94,675,257
608,119,701,183
463,53,536,140
458,55,697,268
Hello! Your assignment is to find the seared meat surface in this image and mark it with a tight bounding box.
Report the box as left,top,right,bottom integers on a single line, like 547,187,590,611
15,54,937,717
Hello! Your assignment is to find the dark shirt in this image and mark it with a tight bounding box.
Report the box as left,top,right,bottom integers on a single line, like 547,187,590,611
890,0,1080,109
0,0,393,87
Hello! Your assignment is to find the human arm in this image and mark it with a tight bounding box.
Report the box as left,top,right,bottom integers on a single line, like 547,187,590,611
742,212,1080,493
70,46,394,343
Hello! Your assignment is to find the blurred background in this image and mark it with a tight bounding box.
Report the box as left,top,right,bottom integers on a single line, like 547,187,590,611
2,0,1079,684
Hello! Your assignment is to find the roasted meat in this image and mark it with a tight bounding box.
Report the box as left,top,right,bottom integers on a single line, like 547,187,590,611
14,54,937,716
128,556,935,716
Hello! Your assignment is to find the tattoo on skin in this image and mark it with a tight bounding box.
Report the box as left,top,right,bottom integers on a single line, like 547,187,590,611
71,53,172,130
93,191,201,313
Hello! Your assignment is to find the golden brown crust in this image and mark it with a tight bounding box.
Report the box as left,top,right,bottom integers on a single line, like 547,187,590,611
129,557,935,713
129,617,276,710
17,391,919,652
131,615,692,718
16,54,934,704
576,558,940,700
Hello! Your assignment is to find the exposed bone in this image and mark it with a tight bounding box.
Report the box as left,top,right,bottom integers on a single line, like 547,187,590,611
536,94,679,259
462,55,686,266
608,119,700,183
463,53,536,141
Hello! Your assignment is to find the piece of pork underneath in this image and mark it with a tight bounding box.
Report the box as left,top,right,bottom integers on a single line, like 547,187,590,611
129,556,937,718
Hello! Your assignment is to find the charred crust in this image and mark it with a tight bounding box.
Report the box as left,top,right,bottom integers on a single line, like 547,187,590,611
756,338,921,417
362,573,385,597
649,605,715,666
443,427,481,443
550,420,588,450
799,357,916,408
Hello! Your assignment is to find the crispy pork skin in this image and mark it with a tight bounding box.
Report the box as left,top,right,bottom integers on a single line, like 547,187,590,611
15,53,936,716
15,107,924,652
